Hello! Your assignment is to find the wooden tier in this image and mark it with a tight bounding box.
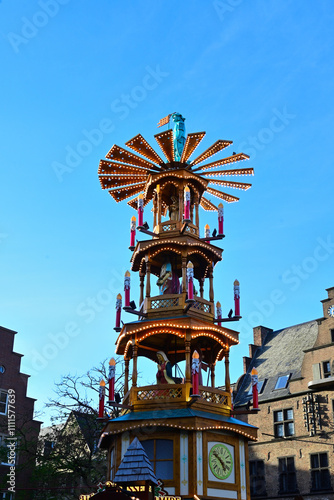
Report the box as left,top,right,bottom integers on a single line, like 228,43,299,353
144,168,208,200
115,316,238,365
131,236,223,278
99,408,258,444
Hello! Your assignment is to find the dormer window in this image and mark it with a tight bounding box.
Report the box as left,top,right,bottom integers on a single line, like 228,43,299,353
248,379,266,396
274,374,290,390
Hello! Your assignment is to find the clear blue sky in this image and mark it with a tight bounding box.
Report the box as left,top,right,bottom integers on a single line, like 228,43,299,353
0,1,333,425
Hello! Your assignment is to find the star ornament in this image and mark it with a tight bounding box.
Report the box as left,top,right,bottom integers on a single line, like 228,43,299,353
98,126,253,211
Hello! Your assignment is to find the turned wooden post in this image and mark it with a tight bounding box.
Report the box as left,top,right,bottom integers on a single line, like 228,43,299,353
195,193,199,228
153,194,157,228
146,260,151,298
132,343,138,387
209,265,214,303
124,358,129,395
185,339,191,384
182,256,187,293
199,278,204,298
139,271,145,307
179,188,183,222
211,363,216,388
225,347,230,394
157,186,162,225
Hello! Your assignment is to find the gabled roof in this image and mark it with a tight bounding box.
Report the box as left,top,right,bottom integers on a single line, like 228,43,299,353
114,437,158,485
235,320,318,406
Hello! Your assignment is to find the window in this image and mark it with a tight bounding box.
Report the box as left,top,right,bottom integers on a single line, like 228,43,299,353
43,440,54,457
310,453,332,491
0,391,8,415
0,366,5,374
331,329,334,343
141,439,174,480
248,380,266,396
2,493,13,500
0,435,10,466
278,456,298,494
274,375,290,390
322,361,331,378
274,408,294,438
249,460,266,497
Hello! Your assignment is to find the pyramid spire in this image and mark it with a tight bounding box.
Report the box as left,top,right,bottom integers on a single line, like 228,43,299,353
114,438,158,485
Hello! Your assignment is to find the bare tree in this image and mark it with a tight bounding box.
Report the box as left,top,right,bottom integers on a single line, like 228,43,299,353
33,358,125,500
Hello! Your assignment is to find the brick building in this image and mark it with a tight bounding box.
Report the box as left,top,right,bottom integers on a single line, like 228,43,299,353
234,286,334,499
0,325,41,500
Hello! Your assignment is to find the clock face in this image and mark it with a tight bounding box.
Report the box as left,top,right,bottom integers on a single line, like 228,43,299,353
328,305,334,318
209,444,233,480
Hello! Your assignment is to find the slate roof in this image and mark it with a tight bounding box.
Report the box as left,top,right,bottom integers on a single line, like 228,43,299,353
114,437,158,485
234,320,318,406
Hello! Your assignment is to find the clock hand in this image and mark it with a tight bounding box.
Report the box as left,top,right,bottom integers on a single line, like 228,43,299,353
213,451,227,471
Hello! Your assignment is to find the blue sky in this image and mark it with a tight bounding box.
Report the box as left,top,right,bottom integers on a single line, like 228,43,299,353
0,1,333,425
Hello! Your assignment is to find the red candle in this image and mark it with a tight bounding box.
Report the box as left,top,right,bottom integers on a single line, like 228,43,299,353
130,216,136,248
204,224,210,244
187,262,194,300
109,358,116,402
184,186,190,221
98,380,105,418
218,203,224,235
234,279,240,316
124,271,130,307
251,368,258,409
115,293,122,329
137,194,144,227
192,350,200,396
216,301,222,327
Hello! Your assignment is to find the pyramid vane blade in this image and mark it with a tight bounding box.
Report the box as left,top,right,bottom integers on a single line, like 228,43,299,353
125,134,164,165
191,139,233,166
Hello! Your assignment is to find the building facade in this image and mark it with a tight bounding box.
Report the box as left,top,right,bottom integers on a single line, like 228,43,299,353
234,287,334,499
0,325,41,500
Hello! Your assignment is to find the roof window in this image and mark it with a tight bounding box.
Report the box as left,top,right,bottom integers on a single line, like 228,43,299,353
248,379,266,395
274,374,290,390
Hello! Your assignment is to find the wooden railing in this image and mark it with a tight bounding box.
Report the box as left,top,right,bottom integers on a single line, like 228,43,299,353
145,294,214,319
157,220,199,237
128,383,231,413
